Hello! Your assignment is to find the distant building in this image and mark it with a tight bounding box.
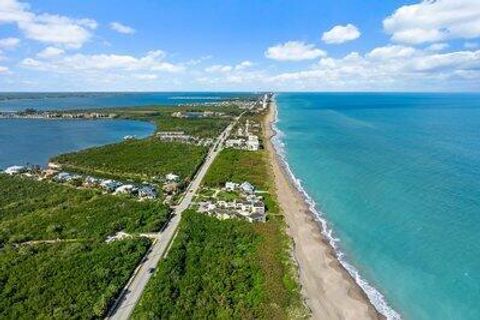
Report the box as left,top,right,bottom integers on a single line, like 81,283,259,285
138,186,157,199
4,165,26,175
115,184,138,195
225,181,238,191
54,172,73,182
100,179,123,192
165,173,180,182
240,181,255,194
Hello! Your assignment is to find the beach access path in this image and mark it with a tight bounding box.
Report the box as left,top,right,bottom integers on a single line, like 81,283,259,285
263,99,383,320
106,113,241,320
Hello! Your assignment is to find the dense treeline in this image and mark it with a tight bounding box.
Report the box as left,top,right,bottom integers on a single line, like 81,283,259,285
112,104,241,138
0,175,168,245
132,210,264,319
133,211,305,319
0,239,149,319
53,140,207,182
155,117,231,138
202,148,271,190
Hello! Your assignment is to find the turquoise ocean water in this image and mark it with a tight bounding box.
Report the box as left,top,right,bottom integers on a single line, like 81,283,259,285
274,93,480,320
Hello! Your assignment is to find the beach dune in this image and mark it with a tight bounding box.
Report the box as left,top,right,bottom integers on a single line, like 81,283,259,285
264,100,382,320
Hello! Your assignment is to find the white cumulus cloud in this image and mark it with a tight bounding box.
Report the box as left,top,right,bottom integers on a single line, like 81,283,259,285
322,24,361,44
0,37,20,49
0,0,97,48
384,0,480,44
265,41,326,61
36,46,65,58
269,46,480,91
22,50,184,73
110,22,136,35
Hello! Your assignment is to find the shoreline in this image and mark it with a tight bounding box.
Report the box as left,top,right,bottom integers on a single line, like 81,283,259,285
263,98,386,320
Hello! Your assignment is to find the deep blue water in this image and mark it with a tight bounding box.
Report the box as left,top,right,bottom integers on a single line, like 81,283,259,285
0,92,254,111
0,119,154,168
276,93,480,320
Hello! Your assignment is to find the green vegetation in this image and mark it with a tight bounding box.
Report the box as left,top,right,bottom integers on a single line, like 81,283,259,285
134,140,306,318
52,139,207,182
133,210,263,319
156,117,231,138
133,211,305,320
0,175,169,245
0,239,149,319
202,148,271,190
111,104,243,138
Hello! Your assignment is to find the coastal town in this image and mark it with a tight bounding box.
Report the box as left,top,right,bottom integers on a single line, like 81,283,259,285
0,109,118,120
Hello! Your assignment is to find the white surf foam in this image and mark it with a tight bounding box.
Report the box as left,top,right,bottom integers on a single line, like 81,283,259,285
270,97,402,320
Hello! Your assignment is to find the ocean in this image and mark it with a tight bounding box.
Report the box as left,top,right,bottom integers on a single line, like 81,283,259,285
274,93,480,320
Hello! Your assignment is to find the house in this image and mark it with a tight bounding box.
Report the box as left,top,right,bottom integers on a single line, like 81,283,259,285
240,181,255,194
225,181,238,191
54,172,73,182
246,135,260,151
43,168,59,178
4,165,26,175
47,162,61,170
165,173,180,182
252,201,265,215
247,213,266,223
139,186,157,199
84,176,100,187
115,184,138,195
225,139,244,148
100,179,123,192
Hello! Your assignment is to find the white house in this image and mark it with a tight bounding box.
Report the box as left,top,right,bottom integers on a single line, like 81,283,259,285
246,135,260,151
138,186,157,199
240,181,255,194
115,184,137,195
4,165,26,175
225,181,238,191
225,139,244,148
165,173,180,182
100,179,123,192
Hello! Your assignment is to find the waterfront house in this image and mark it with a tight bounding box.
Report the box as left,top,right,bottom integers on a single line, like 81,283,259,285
54,172,73,182
4,165,26,175
240,181,255,194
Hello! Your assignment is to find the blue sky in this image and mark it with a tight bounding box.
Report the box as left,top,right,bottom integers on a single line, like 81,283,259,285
0,0,479,91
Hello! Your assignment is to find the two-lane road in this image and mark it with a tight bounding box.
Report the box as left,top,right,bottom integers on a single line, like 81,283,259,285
106,117,238,320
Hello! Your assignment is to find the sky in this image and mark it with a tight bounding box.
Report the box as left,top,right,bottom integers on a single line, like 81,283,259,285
0,0,479,92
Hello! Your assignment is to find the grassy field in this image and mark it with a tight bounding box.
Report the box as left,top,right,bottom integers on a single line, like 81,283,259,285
0,239,149,319
0,175,169,245
52,139,207,183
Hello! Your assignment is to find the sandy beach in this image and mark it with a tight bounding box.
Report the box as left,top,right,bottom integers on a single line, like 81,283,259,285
263,99,382,320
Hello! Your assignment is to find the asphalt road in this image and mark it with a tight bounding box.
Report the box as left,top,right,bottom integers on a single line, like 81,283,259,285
105,118,237,320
